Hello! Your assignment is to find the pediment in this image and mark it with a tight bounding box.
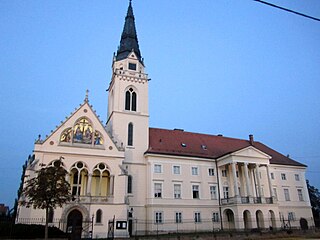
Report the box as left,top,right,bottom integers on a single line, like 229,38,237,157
35,101,123,156
231,146,271,160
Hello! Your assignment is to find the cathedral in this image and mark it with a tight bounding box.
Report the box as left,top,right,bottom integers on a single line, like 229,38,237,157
17,1,313,239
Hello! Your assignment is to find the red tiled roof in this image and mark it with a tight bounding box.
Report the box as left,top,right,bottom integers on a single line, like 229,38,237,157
146,128,306,167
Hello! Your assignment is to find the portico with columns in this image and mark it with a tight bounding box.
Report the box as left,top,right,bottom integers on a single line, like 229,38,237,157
217,146,280,229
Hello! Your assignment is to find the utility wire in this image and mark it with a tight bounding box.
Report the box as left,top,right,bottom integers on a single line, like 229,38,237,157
253,0,320,22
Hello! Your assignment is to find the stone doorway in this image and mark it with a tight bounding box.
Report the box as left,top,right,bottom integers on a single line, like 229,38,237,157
67,209,83,240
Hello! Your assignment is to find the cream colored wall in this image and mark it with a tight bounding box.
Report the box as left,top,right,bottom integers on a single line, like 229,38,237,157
17,102,129,234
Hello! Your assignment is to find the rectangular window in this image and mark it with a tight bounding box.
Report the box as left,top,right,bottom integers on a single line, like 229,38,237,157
223,187,229,199
222,169,227,177
174,184,181,199
208,168,215,176
175,212,182,223
155,212,163,223
192,185,199,199
154,164,162,173
212,212,219,222
194,212,201,223
173,165,181,175
192,167,199,175
288,212,295,221
270,172,274,180
128,62,137,70
297,189,304,201
127,175,132,194
210,186,217,199
284,188,290,201
154,183,162,198
295,174,300,181
273,188,277,200
237,171,239,178
281,173,286,180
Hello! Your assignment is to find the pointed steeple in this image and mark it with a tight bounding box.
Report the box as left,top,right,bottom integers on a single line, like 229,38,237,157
116,0,142,63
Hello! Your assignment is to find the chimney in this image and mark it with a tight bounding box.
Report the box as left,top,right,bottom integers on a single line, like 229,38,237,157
249,134,254,145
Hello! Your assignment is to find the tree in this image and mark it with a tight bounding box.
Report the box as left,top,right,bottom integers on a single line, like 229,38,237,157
306,180,320,227
21,157,72,239
13,155,30,220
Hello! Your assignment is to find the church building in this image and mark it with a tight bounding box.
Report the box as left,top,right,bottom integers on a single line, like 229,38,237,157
17,1,314,238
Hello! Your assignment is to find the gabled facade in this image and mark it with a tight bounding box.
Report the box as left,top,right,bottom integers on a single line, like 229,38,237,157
17,1,313,238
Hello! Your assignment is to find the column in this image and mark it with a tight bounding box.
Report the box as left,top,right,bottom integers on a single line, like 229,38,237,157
232,162,239,196
266,165,273,198
255,164,262,197
110,175,115,196
243,163,251,197
87,173,92,196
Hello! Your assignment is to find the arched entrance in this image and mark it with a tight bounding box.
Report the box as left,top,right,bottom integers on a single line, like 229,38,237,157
223,209,235,230
256,210,265,229
243,210,252,230
67,209,83,240
268,210,276,230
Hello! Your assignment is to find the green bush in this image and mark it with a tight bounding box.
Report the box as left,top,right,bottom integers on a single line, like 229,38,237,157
0,222,67,239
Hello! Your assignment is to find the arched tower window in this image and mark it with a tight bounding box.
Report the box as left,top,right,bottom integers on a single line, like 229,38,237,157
128,175,133,194
125,88,137,111
96,209,102,224
128,123,133,146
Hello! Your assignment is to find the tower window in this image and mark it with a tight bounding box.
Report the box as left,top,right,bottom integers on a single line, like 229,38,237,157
128,123,133,146
125,88,137,111
128,63,137,70
128,175,133,194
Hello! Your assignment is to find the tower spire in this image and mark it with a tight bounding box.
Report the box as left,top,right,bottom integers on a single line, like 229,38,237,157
116,0,142,63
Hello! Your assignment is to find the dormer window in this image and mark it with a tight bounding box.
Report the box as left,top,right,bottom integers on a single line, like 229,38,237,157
128,63,137,70
125,88,137,111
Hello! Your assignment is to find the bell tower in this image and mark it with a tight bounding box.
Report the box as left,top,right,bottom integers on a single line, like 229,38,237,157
106,0,149,162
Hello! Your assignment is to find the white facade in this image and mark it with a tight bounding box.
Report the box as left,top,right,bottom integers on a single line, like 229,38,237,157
16,2,314,238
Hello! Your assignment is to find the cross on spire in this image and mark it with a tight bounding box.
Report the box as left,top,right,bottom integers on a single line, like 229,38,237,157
85,89,89,102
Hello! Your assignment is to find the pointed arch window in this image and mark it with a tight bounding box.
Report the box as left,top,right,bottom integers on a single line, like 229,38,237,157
91,163,111,197
70,161,88,197
125,88,137,111
59,117,104,147
74,118,93,144
128,123,133,146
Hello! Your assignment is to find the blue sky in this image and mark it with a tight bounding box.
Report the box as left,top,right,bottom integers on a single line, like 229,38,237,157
1,0,319,208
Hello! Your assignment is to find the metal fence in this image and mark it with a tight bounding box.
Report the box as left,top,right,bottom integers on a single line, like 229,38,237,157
3,216,319,238
128,217,317,236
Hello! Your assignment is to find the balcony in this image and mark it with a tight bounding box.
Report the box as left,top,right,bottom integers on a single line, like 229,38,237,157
221,196,274,205
70,195,113,204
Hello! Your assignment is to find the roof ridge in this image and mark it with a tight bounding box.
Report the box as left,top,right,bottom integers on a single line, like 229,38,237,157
149,127,250,142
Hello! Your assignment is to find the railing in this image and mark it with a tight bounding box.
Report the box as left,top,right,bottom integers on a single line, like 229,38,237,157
221,196,274,205
70,195,112,204
253,197,261,204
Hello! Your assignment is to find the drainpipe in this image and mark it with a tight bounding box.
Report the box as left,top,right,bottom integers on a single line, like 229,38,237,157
215,159,223,230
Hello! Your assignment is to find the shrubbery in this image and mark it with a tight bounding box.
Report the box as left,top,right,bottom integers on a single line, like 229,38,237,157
0,222,67,239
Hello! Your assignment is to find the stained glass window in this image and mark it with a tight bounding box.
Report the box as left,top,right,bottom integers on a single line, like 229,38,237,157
73,118,92,144
60,128,72,142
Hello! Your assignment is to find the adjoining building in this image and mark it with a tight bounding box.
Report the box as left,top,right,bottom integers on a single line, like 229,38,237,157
17,1,314,238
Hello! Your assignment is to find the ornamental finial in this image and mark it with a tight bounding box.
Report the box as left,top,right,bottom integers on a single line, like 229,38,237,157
85,89,89,102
